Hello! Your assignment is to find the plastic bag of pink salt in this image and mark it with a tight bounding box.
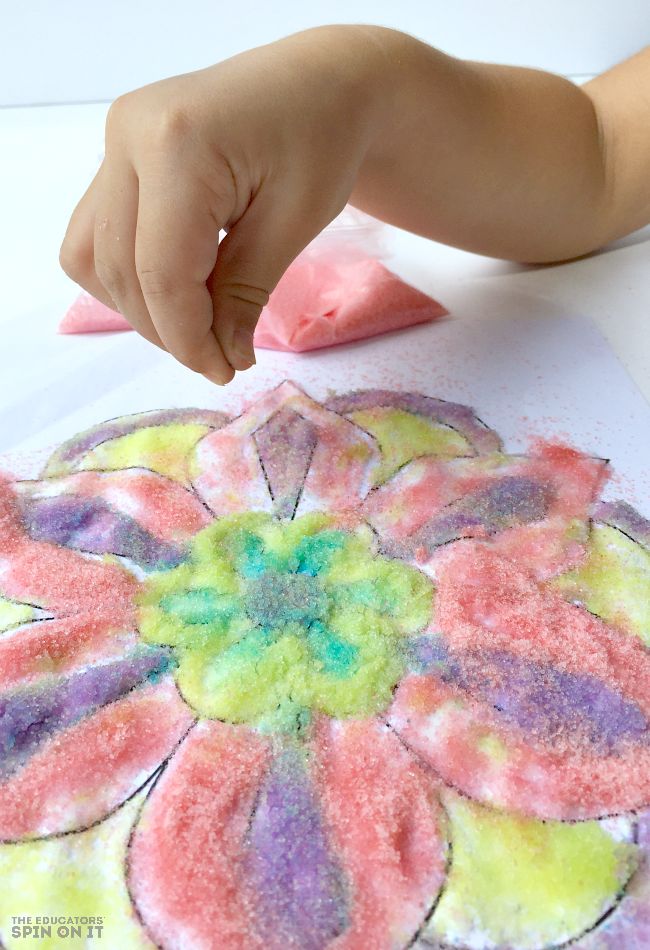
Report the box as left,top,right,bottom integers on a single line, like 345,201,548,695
59,292,132,333
59,208,447,350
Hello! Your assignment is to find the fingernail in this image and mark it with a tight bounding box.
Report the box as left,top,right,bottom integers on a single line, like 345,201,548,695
232,328,256,367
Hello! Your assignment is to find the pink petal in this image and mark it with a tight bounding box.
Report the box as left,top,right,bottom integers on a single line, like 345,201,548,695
0,477,136,617
193,383,379,518
128,720,272,950
0,679,193,839
365,443,607,579
389,542,650,819
0,614,139,691
18,469,211,545
58,293,132,333
129,717,447,950
316,717,447,948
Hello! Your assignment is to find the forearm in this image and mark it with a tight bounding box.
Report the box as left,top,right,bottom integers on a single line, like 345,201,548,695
343,28,647,262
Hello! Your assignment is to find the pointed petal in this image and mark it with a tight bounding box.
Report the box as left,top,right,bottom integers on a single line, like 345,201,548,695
594,499,650,550
315,717,448,949
192,383,379,518
365,445,607,579
0,595,38,634
325,390,502,455
552,520,650,645
16,469,211,569
0,679,192,839
389,542,650,819
0,478,137,616
44,408,230,478
128,720,272,949
253,408,318,518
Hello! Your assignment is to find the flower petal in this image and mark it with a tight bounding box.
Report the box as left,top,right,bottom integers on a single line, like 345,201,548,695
128,718,447,950
343,407,474,485
0,678,192,839
0,615,139,691
128,719,273,949
553,502,650,646
44,408,230,479
315,717,448,948
0,645,173,780
0,595,38,634
244,743,350,948
253,406,320,519
577,810,650,949
0,783,154,950
594,499,650,549
192,382,379,518
365,444,607,579
424,789,637,948
325,390,502,456
75,423,213,486
16,469,211,569
0,478,137,617
389,541,650,819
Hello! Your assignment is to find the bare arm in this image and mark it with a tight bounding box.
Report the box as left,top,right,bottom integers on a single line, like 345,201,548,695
352,30,650,262
60,26,650,384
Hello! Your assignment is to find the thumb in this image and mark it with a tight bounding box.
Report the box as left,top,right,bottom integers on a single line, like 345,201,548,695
209,193,331,371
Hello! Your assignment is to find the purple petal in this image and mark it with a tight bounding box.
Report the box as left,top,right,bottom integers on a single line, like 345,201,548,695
246,747,348,948
411,476,553,550
22,495,184,569
0,647,173,779
411,638,649,754
253,409,319,518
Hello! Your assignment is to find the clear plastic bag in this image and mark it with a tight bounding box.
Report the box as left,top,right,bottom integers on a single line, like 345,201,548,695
309,206,389,260
254,206,446,352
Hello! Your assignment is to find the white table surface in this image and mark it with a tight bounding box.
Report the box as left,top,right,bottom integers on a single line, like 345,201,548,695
1,101,649,458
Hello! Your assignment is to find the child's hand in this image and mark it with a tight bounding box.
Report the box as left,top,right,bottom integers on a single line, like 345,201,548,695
59,27,387,383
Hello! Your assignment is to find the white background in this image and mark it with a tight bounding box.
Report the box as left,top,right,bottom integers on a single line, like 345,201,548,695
2,0,649,106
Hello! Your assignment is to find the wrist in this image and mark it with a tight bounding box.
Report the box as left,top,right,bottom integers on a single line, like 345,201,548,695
282,25,411,155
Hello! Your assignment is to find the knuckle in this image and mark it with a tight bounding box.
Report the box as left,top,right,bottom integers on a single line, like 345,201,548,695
217,280,271,314
105,93,134,135
59,239,89,282
136,265,175,299
151,103,192,146
94,256,127,301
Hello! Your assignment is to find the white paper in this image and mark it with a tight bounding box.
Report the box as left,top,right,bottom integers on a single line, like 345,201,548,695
1,284,649,518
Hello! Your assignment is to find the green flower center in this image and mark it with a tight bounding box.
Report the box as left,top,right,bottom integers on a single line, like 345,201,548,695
137,512,433,731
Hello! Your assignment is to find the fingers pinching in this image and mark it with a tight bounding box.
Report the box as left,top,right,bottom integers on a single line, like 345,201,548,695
209,191,323,371
134,171,235,384
93,162,166,350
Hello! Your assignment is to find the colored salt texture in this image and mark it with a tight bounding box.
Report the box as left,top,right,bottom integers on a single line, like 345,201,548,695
0,381,648,950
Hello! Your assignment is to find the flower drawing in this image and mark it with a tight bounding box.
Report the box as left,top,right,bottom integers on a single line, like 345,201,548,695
0,382,649,950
